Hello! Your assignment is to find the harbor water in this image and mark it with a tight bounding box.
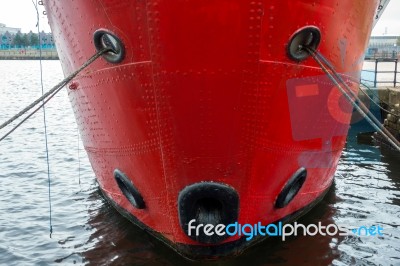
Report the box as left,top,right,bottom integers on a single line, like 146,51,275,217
0,60,399,265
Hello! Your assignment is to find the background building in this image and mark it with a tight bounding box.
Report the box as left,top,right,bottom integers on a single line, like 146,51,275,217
366,35,399,59
0,22,55,49
0,23,21,35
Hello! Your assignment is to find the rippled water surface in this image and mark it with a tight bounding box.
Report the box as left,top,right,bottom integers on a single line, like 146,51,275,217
0,61,399,265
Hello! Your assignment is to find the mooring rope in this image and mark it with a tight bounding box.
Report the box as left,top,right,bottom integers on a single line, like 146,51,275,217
32,0,53,236
357,84,400,118
0,47,111,142
305,47,400,152
331,74,399,118
360,81,396,109
331,74,400,118
77,127,81,186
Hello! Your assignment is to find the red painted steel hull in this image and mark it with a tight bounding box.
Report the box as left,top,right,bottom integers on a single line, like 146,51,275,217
44,0,379,259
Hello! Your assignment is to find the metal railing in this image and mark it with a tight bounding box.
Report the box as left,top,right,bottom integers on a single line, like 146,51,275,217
362,58,398,87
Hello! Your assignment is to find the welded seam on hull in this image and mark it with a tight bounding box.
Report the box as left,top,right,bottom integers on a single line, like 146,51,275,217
75,61,153,78
144,0,177,239
255,142,344,154
259,59,322,71
85,137,160,156
238,1,265,224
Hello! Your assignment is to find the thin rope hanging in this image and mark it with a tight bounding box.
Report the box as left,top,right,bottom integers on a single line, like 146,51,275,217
32,0,53,236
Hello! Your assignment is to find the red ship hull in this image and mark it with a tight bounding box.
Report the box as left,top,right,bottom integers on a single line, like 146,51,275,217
44,0,378,259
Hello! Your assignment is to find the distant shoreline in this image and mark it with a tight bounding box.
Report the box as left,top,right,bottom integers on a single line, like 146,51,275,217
0,57,59,60
0,49,58,60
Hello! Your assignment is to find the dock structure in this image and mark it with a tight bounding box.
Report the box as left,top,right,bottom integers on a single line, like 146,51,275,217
361,58,400,146
377,87,400,139
0,49,58,60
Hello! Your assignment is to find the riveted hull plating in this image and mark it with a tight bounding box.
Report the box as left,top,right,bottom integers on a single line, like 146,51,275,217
44,0,379,259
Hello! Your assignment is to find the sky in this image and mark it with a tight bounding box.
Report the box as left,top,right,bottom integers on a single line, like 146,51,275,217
372,0,400,36
0,0,50,33
0,0,399,36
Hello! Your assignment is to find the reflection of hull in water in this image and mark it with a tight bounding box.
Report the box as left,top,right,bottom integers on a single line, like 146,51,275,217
43,0,379,259
80,189,178,265
82,186,342,265
102,183,332,258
